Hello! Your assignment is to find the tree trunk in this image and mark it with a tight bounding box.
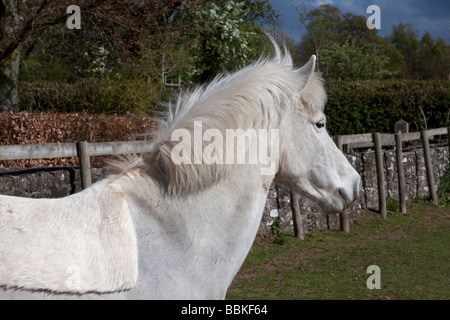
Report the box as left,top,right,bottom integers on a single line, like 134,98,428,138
1,0,20,111
0,46,20,111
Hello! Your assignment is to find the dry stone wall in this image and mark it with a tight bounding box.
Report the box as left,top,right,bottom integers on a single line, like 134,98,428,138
258,145,448,235
0,167,106,198
0,146,448,236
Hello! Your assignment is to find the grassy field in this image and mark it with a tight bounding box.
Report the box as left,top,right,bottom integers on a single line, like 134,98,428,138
227,203,449,300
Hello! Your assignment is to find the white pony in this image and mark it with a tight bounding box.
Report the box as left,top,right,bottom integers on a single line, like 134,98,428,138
0,42,361,299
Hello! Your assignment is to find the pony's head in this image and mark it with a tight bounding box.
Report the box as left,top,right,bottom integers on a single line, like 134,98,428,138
127,39,360,213
273,54,361,213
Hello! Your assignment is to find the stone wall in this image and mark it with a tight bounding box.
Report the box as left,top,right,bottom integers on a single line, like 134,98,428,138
0,167,105,198
0,146,448,236
258,145,448,235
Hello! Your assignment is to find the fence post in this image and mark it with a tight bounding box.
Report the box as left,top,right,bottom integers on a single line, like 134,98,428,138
335,135,350,232
336,135,343,152
421,130,438,205
339,210,350,233
77,141,92,189
290,191,304,241
395,133,406,214
372,132,386,219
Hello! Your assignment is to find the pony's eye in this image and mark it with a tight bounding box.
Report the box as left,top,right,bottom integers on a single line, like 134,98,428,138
315,120,325,129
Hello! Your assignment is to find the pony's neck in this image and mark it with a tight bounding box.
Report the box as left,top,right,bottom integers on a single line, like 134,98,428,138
124,165,273,299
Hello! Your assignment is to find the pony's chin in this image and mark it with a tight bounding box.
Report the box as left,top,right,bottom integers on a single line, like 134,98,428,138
320,202,345,215
295,187,349,215
311,194,348,215
309,185,360,215
323,204,346,215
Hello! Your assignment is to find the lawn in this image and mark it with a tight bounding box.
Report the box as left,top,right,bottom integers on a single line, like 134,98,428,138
227,203,449,300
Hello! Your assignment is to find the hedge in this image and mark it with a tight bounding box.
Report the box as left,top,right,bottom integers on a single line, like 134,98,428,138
19,78,164,115
324,79,450,136
0,111,155,168
18,79,449,136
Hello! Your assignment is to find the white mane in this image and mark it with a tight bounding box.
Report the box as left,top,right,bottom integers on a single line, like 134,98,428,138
114,42,327,197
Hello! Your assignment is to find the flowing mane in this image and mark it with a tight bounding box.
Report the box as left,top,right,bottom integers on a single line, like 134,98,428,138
112,43,327,197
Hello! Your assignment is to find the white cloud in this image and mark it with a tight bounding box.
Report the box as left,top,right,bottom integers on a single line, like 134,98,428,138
314,0,335,6
339,0,365,14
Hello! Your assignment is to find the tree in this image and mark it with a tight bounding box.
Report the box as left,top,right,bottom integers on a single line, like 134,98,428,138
389,23,421,79
0,1,213,111
321,38,391,80
418,33,450,79
175,0,278,82
296,4,404,80
0,0,111,111
389,23,450,79
296,4,342,70
1,0,278,111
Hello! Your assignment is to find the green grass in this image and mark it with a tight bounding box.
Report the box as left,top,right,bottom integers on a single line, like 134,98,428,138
227,203,449,300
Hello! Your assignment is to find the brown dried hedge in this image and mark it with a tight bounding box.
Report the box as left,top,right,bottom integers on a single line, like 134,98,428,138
0,111,156,168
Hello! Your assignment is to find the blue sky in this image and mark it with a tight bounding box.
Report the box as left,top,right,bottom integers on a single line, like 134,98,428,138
269,0,450,43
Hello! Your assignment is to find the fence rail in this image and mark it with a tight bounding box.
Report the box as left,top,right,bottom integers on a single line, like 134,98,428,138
0,140,155,161
0,140,155,189
336,127,448,149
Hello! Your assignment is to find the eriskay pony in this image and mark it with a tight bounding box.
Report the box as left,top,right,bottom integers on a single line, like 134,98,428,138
0,42,360,299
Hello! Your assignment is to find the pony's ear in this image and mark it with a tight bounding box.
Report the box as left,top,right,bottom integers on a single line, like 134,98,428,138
295,55,316,89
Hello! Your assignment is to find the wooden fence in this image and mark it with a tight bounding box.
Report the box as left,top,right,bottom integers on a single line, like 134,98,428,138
331,127,449,233
0,126,448,237
0,140,154,189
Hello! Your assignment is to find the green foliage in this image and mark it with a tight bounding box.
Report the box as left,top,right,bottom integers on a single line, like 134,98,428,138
19,78,163,115
17,0,278,95
297,5,449,81
14,1,450,120
271,217,287,245
20,55,72,82
386,197,400,213
324,79,450,135
296,4,405,79
177,0,277,82
437,166,450,207
389,23,450,79
321,37,394,80
389,23,421,55
19,58,42,79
